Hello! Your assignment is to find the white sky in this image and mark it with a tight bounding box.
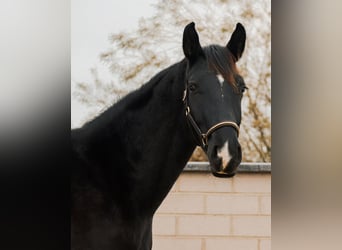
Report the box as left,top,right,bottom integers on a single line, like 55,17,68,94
71,0,157,127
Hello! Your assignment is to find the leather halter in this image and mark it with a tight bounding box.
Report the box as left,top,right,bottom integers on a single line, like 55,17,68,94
182,87,240,150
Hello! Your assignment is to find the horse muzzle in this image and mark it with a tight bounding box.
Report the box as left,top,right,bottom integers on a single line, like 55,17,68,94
212,160,240,178
207,137,242,178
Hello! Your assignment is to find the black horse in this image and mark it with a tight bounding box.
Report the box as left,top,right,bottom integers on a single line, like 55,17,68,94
71,22,247,250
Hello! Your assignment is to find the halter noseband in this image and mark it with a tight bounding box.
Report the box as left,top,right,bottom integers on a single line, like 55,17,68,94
182,87,240,150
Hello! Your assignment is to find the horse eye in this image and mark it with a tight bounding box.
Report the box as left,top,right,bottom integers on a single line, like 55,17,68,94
241,86,248,93
189,83,197,92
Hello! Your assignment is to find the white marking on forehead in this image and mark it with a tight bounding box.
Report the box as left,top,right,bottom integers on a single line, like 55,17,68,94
216,74,225,98
217,141,232,170
217,74,225,87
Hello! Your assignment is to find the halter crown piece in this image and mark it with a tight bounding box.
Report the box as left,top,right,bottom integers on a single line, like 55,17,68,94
182,87,240,150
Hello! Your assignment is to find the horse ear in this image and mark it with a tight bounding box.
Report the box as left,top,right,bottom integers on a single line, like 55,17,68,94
227,23,246,61
183,22,204,62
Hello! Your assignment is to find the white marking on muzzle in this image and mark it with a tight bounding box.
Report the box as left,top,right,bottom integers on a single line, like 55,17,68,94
217,141,232,170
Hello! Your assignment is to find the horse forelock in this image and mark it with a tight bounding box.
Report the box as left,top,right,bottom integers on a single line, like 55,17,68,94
203,45,239,91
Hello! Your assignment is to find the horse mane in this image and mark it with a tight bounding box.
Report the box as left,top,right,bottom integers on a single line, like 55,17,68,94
81,60,187,133
203,45,238,90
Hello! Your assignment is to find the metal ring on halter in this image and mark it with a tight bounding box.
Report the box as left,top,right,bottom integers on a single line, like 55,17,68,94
182,89,187,102
185,106,190,116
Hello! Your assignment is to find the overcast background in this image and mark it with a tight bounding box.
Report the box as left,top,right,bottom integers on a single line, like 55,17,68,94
72,0,157,127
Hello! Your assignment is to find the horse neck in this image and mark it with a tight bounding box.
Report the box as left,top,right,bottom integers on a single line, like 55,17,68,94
126,60,196,214
82,60,196,216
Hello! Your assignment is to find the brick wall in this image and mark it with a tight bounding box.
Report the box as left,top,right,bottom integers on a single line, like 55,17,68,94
152,166,271,250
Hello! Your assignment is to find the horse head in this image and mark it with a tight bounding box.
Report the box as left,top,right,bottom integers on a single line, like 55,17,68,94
182,22,247,178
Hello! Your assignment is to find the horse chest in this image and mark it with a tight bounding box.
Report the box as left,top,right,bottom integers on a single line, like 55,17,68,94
72,213,152,250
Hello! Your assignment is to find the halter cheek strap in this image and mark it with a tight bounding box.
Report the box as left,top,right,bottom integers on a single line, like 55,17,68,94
183,88,240,150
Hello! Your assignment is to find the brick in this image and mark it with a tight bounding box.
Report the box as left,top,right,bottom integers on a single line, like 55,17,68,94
152,216,176,235
152,237,202,250
233,174,271,193
156,193,205,214
178,173,233,193
206,195,259,215
170,181,179,192
232,216,271,237
260,196,271,214
177,215,230,236
205,238,258,250
260,239,271,250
